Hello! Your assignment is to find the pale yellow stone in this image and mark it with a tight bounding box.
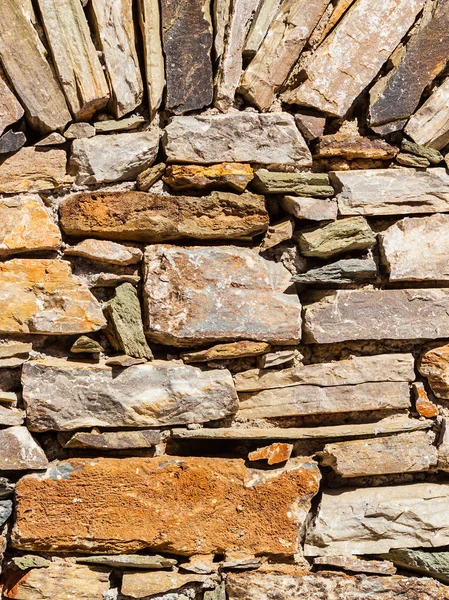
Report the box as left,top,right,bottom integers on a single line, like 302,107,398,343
138,0,165,119
0,148,67,194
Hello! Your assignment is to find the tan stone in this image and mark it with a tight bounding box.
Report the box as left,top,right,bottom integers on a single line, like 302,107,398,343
121,571,212,598
213,0,232,59
413,382,439,418
260,218,295,251
0,406,25,427
65,239,142,266
318,0,357,43
136,162,166,192
181,341,270,363
314,135,398,159
0,148,67,194
244,0,283,57
0,195,61,256
313,556,396,575
12,456,320,556
94,115,146,133
0,259,106,335
405,77,449,150
419,343,449,399
0,427,48,471
281,196,338,221
248,443,293,465
0,68,24,136
138,0,165,119
63,429,161,450
163,163,254,193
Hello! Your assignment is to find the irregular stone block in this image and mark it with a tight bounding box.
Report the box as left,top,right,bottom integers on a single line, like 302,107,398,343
0,194,61,256
405,77,449,150
22,358,238,431
304,289,449,343
0,427,48,471
252,171,332,195
163,163,254,192
161,0,213,113
294,112,326,141
401,139,443,164
12,456,320,556
0,406,25,427
396,152,430,167
0,501,12,527
0,259,106,335
68,130,160,185
313,556,396,575
259,217,294,251
121,571,212,597
11,555,50,570
63,429,161,450
0,147,67,194
332,168,449,216
143,245,302,346
94,115,146,133
60,190,268,242
317,0,357,43
0,0,71,133
35,132,66,147
281,196,338,221
384,549,449,584
64,122,95,139
305,482,449,556
163,113,312,165
237,382,410,420
78,555,176,570
65,239,143,266
243,0,283,57
418,342,449,399
70,336,103,355
413,381,439,418
284,0,426,117
293,257,377,285
181,341,270,363
36,0,110,120
0,68,24,136
136,162,166,191
314,135,398,159
248,442,293,465
138,0,165,118
0,130,26,154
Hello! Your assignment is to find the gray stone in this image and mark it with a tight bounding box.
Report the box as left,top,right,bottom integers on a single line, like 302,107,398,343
64,122,96,139
313,556,396,575
0,130,26,154
281,196,338,221
293,257,377,285
258,349,298,369
22,359,238,432
12,555,51,570
0,500,12,527
0,478,14,499
383,549,449,584
252,171,333,196
401,139,443,164
396,153,430,168
0,426,48,470
76,554,177,569
63,429,161,450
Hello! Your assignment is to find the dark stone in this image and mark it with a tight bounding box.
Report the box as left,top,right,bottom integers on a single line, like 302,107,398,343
293,257,378,286
0,130,26,154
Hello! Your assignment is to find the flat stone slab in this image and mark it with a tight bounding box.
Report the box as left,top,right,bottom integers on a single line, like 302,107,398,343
0,427,48,471
418,342,449,399
76,554,176,569
12,456,320,556
65,239,143,266
0,148,67,194
144,245,302,346
383,549,449,584
313,556,396,575
293,257,377,285
121,571,213,597
63,429,161,450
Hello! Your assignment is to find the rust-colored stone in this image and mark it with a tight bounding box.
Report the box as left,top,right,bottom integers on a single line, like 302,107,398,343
413,382,439,418
248,443,293,465
419,343,449,400
163,163,254,192
313,135,398,159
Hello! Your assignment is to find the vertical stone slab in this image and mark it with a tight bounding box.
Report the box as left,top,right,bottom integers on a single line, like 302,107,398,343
244,0,283,57
405,76,449,150
138,0,165,119
0,68,24,136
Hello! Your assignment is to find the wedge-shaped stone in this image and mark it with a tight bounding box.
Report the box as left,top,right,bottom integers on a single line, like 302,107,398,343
144,245,301,346
248,442,293,465
319,431,437,478
0,194,61,256
384,549,449,584
164,113,312,165
0,427,48,471
306,482,449,556
401,139,443,164
234,354,415,392
122,571,212,597
161,0,213,113
0,259,106,335
418,342,449,399
163,163,254,192
332,168,449,216
284,0,426,117
12,456,320,556
293,257,377,285
36,0,109,120
63,429,161,450
405,77,449,150
90,0,143,118
68,130,160,185
304,289,449,344
2,559,110,600
0,0,71,133
60,190,268,242
281,196,337,221
240,0,330,111
380,214,449,281
227,571,449,600
22,359,238,431
77,555,176,569
244,0,282,56
138,0,165,119
65,239,142,266
0,68,24,136
182,341,270,363
0,147,67,194
238,382,410,420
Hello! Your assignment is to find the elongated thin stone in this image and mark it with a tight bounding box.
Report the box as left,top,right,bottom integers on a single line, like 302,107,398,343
244,0,282,57
405,77,449,150
138,0,165,119
214,0,232,59
0,68,24,136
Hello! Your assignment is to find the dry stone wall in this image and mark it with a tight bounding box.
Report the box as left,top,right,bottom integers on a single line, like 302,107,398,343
2,0,449,599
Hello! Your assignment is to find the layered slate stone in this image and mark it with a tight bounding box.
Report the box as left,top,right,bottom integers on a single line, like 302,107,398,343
369,1,449,131
418,343,449,399
0,195,61,256
313,556,396,575
331,168,449,216
161,0,213,113
293,257,377,285
163,113,312,165
65,239,143,266
313,135,397,159
0,0,71,133
138,0,165,118
144,246,302,346
163,163,254,192
68,130,160,185
22,359,238,431
304,289,449,344
0,148,67,194
384,549,449,584
12,456,320,556
252,172,333,196
77,555,176,569
305,482,449,556
0,68,24,136
182,341,270,363
240,0,330,111
60,190,268,242
63,429,161,450
405,78,449,150
121,572,213,597
36,0,110,120
243,0,283,56
379,214,449,281
283,0,426,117
0,427,48,471
0,260,106,335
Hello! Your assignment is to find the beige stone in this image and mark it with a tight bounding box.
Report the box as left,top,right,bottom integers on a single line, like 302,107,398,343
65,239,142,266
94,115,146,133
281,196,338,221
0,68,24,136
0,406,25,427
213,0,232,59
181,341,270,363
313,556,396,575
418,343,449,399
244,0,283,56
405,77,449,150
318,0,357,42
260,218,294,251
63,429,161,450
0,427,48,471
121,571,212,598
138,0,165,119
0,147,67,194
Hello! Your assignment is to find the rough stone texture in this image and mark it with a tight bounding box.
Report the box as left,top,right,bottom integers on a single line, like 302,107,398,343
413,381,439,418
90,0,143,118
0,427,48,471
35,132,66,147
260,217,294,251
70,336,103,355
314,556,396,575
2,559,110,600
22,359,238,431
94,115,145,133
296,217,375,259
0,147,67,194
0,130,26,154
305,482,449,556
63,429,161,450
138,0,165,118
60,190,268,242
281,196,338,221
293,257,377,285
121,571,212,597
238,382,410,420
213,0,231,59
295,112,326,142
401,139,443,164
284,0,426,117
314,135,398,159
240,0,330,111
68,130,160,185
318,431,437,477
405,77,449,150
64,122,95,140
0,501,12,527
384,549,449,584
0,406,25,427
226,571,449,600
418,342,449,399
0,0,71,133
0,195,61,256
77,555,176,569
181,341,270,363
304,289,449,344
12,456,320,556
0,259,106,335
36,0,109,120
65,239,143,266
163,113,312,165
161,0,213,114
0,69,24,136
144,245,301,346
163,163,254,192
244,0,283,56
11,556,51,570
252,171,332,196
332,168,449,216
396,152,430,167
248,443,293,465
379,214,449,281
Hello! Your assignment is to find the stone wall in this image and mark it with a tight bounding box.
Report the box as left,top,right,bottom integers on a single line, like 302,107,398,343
2,0,449,599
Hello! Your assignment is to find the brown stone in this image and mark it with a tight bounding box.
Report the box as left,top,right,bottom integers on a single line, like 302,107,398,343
313,135,398,159
0,148,67,194
260,218,295,251
313,556,396,575
294,112,326,142
136,163,166,192
63,429,161,450
163,163,254,193
60,190,268,242
413,381,439,418
0,68,24,136
181,341,270,363
12,456,320,556
248,443,293,465
121,571,213,598
419,343,449,399
161,0,213,113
